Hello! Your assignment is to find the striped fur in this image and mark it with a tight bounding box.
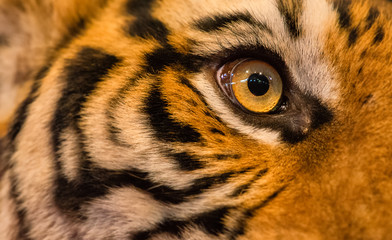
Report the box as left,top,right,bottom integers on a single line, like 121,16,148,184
1,0,392,239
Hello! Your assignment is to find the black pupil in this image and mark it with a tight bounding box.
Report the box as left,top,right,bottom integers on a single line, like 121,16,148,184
247,73,270,96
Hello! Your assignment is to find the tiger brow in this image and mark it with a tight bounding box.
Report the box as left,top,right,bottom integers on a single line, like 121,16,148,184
195,12,272,33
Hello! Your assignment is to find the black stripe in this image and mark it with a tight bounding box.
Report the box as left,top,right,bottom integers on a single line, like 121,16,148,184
361,94,373,106
169,152,204,171
193,207,230,236
127,16,169,44
373,26,385,44
107,119,132,147
229,186,286,239
55,167,157,212
56,167,238,214
126,0,155,15
52,47,120,155
277,0,303,38
132,207,231,240
7,65,49,143
195,12,271,34
357,65,363,75
231,168,268,197
333,0,352,29
132,220,188,240
360,50,367,59
132,182,281,240
9,172,32,240
179,77,209,105
144,44,204,74
51,47,120,213
144,85,202,143
106,105,132,147
105,75,141,148
179,76,225,124
365,7,379,30
309,98,333,130
126,0,168,44
152,170,237,203
7,9,88,145
348,26,359,46
210,128,225,136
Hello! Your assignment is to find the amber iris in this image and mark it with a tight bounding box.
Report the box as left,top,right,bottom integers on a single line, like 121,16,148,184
217,59,283,113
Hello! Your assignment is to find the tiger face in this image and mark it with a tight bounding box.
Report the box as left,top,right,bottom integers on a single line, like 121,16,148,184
1,0,392,239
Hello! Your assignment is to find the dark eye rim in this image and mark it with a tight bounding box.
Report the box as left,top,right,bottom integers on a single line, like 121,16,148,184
206,45,333,144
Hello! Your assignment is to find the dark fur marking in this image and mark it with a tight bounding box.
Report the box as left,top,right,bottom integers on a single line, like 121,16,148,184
373,26,385,44
52,47,120,154
127,17,169,44
132,207,231,239
348,26,359,46
366,7,380,30
107,120,132,147
179,77,209,106
133,183,282,240
280,98,333,144
193,207,231,236
126,0,155,15
144,45,205,74
170,152,204,171
333,0,352,29
106,107,133,147
231,168,268,197
277,0,303,38
132,220,188,240
195,12,272,34
210,128,225,136
178,77,225,124
145,85,202,143
362,94,373,105
104,75,141,147
280,97,333,144
7,65,49,142
360,50,367,58
56,168,238,213
51,47,120,212
233,86,333,144
126,0,168,43
186,99,199,107
229,186,286,239
6,14,86,145
55,167,184,211
357,66,363,75
9,173,32,240
309,98,334,130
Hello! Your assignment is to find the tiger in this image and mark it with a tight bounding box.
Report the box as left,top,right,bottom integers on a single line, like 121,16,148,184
1,0,392,239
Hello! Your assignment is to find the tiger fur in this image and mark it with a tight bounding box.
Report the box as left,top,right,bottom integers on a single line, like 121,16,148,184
1,0,392,239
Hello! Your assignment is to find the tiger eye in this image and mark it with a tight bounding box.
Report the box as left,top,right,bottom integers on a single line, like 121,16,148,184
217,59,283,113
